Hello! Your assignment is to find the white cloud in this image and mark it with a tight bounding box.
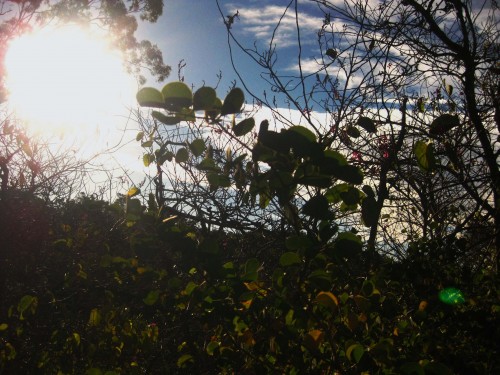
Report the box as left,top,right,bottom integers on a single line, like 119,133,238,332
225,3,323,49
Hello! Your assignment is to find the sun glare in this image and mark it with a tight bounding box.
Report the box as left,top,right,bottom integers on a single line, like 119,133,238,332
5,24,136,141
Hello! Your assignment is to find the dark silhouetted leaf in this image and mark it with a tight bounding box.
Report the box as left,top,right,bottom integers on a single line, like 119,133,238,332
221,88,244,115
193,86,217,110
429,114,459,135
233,117,255,136
357,116,376,133
152,110,180,125
361,195,378,227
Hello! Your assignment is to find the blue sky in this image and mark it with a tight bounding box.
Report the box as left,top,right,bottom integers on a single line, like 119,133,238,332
138,0,326,106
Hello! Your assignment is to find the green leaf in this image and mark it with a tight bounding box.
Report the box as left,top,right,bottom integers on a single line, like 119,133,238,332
206,97,222,120
143,153,154,167
136,87,164,108
193,86,217,111
206,341,220,356
346,126,360,138
429,114,459,136
197,158,219,172
361,195,378,227
143,290,160,305
438,288,465,305
17,295,35,315
288,125,316,142
141,140,153,148
285,235,313,250
136,131,144,141
127,187,140,197
302,194,333,220
315,291,339,309
340,186,361,206
207,173,231,188
333,232,362,258
221,88,244,115
175,148,189,163
346,344,365,363
414,140,436,171
88,308,101,326
243,258,260,281
86,369,103,375
279,252,301,267
162,82,192,111
189,139,206,157
0,323,8,331
233,117,255,136
152,110,180,125
357,116,376,133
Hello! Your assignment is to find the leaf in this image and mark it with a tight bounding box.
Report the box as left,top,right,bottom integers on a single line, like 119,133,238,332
0,323,8,331
335,165,363,184
175,148,189,163
288,125,316,142
141,140,153,148
346,126,360,138
162,82,192,111
143,290,160,305
88,308,101,326
197,158,219,172
233,117,255,136
340,186,361,206
152,110,180,125
206,341,220,356
189,139,206,157
279,252,301,267
127,187,140,197
17,295,35,315
143,153,154,167
303,330,324,351
73,332,81,346
429,114,460,136
414,140,436,171
315,291,339,309
193,86,217,110
136,87,164,108
346,344,365,363
177,354,193,368
326,48,337,59
333,232,362,258
357,116,376,133
86,369,103,375
221,88,244,115
136,131,144,141
302,194,333,220
361,195,378,227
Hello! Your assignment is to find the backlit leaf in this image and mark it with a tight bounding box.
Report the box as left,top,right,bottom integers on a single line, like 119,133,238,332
162,82,192,111
414,140,436,171
136,87,164,108
127,187,140,197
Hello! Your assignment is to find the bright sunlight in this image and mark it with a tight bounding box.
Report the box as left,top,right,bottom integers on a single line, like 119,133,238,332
5,24,136,139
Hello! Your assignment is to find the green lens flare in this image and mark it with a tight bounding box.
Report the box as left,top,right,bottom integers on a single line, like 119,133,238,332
439,288,465,305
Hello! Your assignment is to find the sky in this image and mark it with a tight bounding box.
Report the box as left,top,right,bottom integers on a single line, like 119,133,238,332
137,0,326,107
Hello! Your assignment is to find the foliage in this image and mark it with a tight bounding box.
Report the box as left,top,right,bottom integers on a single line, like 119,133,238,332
1,0,499,374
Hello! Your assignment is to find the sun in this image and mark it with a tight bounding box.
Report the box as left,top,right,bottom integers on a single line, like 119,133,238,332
5,24,136,139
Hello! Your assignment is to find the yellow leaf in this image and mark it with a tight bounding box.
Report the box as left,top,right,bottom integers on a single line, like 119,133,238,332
315,291,339,309
303,329,324,351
